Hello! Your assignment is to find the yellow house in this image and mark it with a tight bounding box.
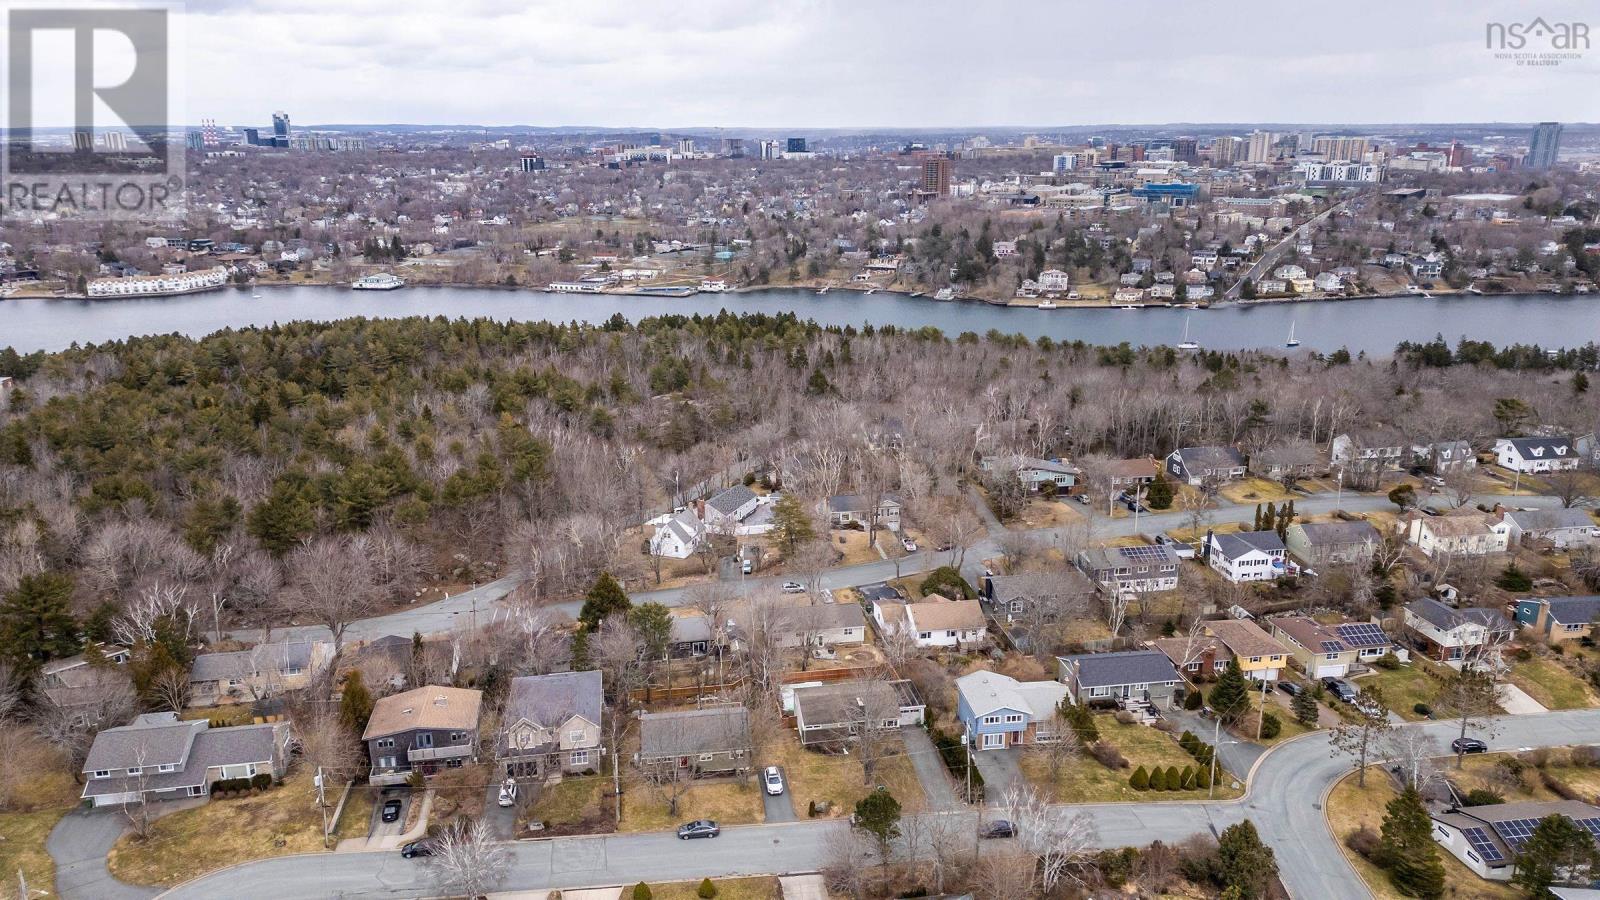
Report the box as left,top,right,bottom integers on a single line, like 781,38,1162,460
1203,619,1291,681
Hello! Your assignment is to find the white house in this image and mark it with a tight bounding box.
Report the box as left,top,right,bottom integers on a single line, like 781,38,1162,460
650,510,704,559
1501,508,1600,548
873,597,987,649
1205,530,1288,582
1402,510,1510,557
1037,269,1070,291
1429,800,1600,882
1494,437,1578,473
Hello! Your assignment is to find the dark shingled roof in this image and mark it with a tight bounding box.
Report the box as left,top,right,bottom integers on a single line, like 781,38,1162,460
706,484,757,516
639,706,750,757
1059,650,1181,689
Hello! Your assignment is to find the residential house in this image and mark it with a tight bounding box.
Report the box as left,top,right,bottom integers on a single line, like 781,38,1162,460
1402,509,1510,557
497,671,604,780
1402,598,1514,662
1429,799,1600,882
823,493,903,532
1151,633,1230,679
702,484,761,528
980,455,1079,493
955,670,1071,751
1495,437,1579,474
1057,650,1181,705
1165,446,1246,486
1502,508,1599,548
363,685,484,785
983,571,1098,624
1286,521,1381,567
188,640,332,708
1266,616,1394,678
1075,544,1181,594
1514,596,1600,644
1330,428,1409,472
775,601,869,649
39,645,132,725
1156,620,1290,682
1204,530,1288,582
650,510,704,559
1101,457,1160,491
637,706,751,776
1412,440,1476,473
792,680,924,746
1249,442,1321,482
80,712,291,807
874,596,988,649
669,613,717,657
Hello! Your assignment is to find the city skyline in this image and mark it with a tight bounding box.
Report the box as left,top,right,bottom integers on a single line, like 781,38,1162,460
172,0,1599,128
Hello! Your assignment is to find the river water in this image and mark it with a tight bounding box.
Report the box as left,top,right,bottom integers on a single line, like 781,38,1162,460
1,285,1597,355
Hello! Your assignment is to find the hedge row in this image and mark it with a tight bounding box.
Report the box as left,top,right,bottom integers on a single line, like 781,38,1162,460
929,726,984,802
209,773,273,796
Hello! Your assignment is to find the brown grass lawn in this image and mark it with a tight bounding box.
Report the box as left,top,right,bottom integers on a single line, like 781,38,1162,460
770,732,925,819
642,876,782,900
1507,656,1598,710
526,775,610,832
1165,521,1243,544
1444,751,1600,804
1325,769,1520,900
108,770,329,886
619,774,764,833
1022,716,1242,802
830,529,885,566
1219,477,1299,505
179,703,256,726
1015,499,1079,529
0,736,88,895
1355,662,1452,721
332,782,376,841
424,762,493,826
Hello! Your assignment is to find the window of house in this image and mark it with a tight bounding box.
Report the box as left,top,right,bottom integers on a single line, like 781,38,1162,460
378,756,396,768
446,758,463,768
569,730,584,744
93,770,110,778
1003,713,1024,724
982,715,1001,725
946,630,956,638
450,731,464,742
158,763,176,773
570,749,589,766
698,753,714,762
377,738,394,749
1185,662,1200,672
881,719,897,729
187,785,204,796
283,665,302,676
126,767,140,776
1249,656,1261,663
416,733,434,748
919,632,932,640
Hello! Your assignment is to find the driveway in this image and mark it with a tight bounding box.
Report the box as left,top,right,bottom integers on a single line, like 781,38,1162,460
969,747,1022,806
47,806,160,900
761,768,797,823
1163,708,1265,783
1498,683,1549,715
901,728,961,810
483,777,516,839
779,872,829,900
367,787,411,840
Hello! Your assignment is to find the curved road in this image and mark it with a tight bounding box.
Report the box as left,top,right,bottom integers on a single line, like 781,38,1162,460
145,708,1600,899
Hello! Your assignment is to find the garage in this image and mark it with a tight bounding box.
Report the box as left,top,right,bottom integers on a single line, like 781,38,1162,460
1314,662,1349,679
92,791,139,807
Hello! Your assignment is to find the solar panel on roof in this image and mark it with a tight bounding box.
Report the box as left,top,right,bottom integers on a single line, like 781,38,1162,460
1335,623,1389,647
1490,818,1543,852
1319,640,1347,653
1462,827,1505,862
1576,817,1600,840
1117,545,1171,563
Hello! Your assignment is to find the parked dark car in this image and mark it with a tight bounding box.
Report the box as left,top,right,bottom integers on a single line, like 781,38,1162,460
1320,677,1358,702
1278,681,1304,697
980,820,1017,839
400,840,434,859
1452,737,1489,754
677,819,720,840
381,798,403,823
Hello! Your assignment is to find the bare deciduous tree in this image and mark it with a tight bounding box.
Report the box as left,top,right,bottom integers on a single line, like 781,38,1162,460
285,536,381,657
427,816,512,899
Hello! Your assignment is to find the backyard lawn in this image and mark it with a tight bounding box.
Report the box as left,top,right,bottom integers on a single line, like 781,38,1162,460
1022,716,1241,803
1326,769,1520,900
526,775,610,833
1355,662,1449,721
1446,751,1600,803
769,731,925,818
1507,656,1598,710
332,782,376,842
107,770,329,886
1219,477,1299,504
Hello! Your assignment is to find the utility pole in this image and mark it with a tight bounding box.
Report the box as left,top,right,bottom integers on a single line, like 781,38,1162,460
1209,715,1222,800
316,766,330,848
1255,676,1269,741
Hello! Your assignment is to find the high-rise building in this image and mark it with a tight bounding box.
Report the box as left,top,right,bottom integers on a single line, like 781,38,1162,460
1526,122,1562,169
1312,136,1370,161
786,137,807,154
1246,131,1277,163
201,118,218,147
1211,136,1242,166
677,138,695,154
72,131,93,151
185,131,203,151
519,155,544,172
760,139,781,160
242,128,260,146
920,156,951,197
1446,141,1472,168
720,137,744,158
1173,138,1198,163
1052,152,1079,173
271,111,290,148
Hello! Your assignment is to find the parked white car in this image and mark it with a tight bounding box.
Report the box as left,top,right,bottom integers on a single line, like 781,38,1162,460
497,778,517,807
901,538,917,552
763,766,785,796
781,581,806,594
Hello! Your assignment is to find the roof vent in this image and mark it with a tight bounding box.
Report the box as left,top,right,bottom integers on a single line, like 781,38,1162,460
401,707,414,715
434,696,448,706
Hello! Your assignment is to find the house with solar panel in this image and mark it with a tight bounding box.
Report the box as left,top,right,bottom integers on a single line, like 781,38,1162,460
1265,615,1397,679
1430,799,1600,881
1075,544,1181,594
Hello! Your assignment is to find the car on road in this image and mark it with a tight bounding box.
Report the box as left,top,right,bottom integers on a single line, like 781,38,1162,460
1452,737,1489,754
980,820,1017,839
381,798,403,823
1277,680,1304,697
400,840,434,859
1075,494,1091,505
781,581,806,594
677,819,720,839
741,558,753,574
497,778,517,807
901,538,917,552
763,766,785,796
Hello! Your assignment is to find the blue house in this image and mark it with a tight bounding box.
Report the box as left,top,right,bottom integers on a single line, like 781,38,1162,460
955,670,1068,751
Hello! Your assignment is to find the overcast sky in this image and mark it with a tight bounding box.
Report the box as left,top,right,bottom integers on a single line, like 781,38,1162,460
176,0,1600,128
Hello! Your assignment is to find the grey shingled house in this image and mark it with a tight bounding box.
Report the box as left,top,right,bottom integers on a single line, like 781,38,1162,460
1057,649,1182,705
80,712,291,807
637,706,751,776
497,670,604,780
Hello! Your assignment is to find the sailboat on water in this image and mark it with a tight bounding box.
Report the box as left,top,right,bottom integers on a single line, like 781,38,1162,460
1285,321,1301,348
1177,315,1200,351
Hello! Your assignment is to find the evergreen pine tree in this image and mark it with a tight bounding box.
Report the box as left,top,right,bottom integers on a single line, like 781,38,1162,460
1165,765,1182,791
1292,688,1319,728
1379,785,1446,899
1209,658,1251,724
579,572,631,631
1130,766,1150,790
0,572,80,667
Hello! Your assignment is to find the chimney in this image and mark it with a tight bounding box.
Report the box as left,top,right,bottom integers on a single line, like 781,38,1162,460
1202,529,1215,562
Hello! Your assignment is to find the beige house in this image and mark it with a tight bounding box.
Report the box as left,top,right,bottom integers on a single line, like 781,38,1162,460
497,671,604,780
1401,509,1510,557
